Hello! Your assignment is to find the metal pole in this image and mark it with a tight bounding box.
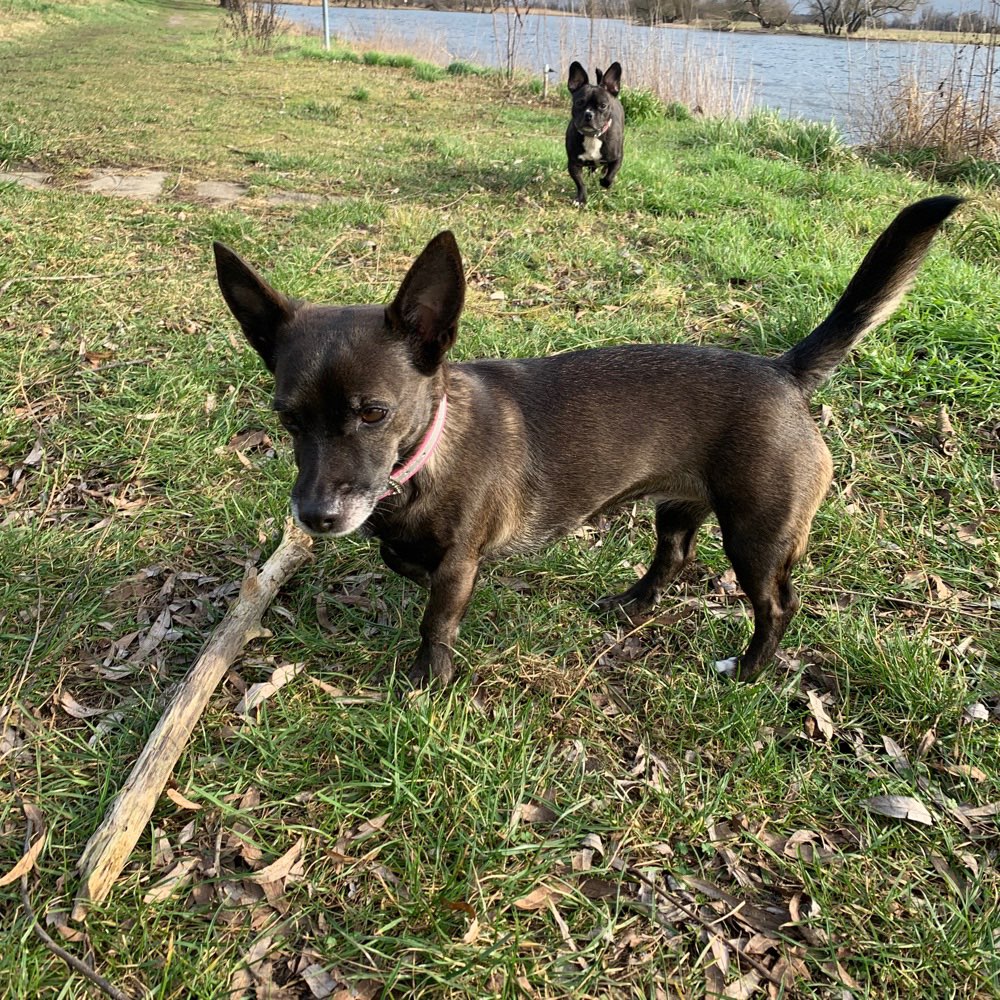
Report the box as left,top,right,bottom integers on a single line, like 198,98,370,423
322,0,330,50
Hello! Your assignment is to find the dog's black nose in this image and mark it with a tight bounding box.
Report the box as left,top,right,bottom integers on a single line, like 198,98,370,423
297,505,340,534
584,109,594,120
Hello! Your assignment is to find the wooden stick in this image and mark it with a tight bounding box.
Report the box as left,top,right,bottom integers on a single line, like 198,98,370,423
72,521,313,919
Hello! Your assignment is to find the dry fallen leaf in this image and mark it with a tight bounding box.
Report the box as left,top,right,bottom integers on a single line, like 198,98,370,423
226,428,272,452
863,795,934,826
166,787,202,811
45,909,87,943
243,836,305,885
961,702,989,725
58,691,106,719
960,801,1000,821
724,968,763,999
806,691,834,741
237,662,304,717
461,915,481,945
518,802,559,824
513,880,572,911
143,857,200,903
937,763,988,782
0,802,46,887
300,962,338,999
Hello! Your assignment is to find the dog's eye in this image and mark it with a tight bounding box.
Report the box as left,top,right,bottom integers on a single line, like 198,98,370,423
278,413,301,434
359,406,388,425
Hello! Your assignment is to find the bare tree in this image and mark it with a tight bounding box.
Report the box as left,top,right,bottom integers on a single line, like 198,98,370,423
739,0,791,27
807,0,921,34
491,0,534,80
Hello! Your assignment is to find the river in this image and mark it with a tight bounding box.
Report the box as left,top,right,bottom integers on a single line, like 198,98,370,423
277,4,999,136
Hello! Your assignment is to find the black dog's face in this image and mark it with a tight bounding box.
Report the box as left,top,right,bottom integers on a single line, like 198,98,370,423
214,233,466,537
567,61,622,135
269,308,436,537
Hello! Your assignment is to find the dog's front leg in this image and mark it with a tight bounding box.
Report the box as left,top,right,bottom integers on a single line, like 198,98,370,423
568,160,588,205
407,552,481,688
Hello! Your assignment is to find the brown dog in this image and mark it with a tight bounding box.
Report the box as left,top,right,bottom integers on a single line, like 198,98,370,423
214,196,960,686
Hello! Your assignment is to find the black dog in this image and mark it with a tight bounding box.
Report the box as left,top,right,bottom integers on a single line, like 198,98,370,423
565,60,624,205
214,196,960,687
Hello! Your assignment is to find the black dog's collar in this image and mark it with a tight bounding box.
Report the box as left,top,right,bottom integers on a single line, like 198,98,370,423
578,119,612,139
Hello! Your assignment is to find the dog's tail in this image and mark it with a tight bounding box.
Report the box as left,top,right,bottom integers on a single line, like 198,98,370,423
781,196,962,395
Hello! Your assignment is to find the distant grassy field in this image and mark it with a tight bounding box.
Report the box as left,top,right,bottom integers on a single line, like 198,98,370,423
1,1,998,998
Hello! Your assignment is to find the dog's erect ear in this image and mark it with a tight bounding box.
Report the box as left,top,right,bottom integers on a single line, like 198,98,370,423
595,67,604,85
213,242,296,373
601,61,622,96
387,232,465,374
567,61,588,92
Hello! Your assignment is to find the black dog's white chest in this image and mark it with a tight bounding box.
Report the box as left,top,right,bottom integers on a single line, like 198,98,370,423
578,136,604,162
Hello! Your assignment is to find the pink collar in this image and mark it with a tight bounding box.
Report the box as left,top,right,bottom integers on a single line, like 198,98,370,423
581,119,612,139
378,396,447,501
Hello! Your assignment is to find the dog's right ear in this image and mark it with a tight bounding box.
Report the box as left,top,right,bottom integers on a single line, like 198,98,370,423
387,231,465,375
567,61,588,92
213,242,296,373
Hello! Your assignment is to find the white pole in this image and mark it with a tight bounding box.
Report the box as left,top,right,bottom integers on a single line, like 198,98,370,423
322,0,330,49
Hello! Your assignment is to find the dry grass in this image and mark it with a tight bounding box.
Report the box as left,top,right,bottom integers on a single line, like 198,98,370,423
551,22,755,118
855,38,1000,162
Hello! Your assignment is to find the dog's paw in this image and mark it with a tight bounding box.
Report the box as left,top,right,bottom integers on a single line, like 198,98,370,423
599,177,614,189
406,645,456,690
595,585,658,617
713,656,739,679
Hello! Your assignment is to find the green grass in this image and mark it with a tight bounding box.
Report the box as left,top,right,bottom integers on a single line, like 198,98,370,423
1,2,999,998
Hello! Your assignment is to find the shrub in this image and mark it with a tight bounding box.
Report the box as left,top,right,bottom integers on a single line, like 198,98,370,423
219,0,286,53
446,60,488,77
619,87,666,124
413,61,445,82
700,110,852,167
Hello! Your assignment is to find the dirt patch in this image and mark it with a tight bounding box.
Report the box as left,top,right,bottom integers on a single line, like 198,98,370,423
264,191,326,207
0,15,46,41
13,164,332,210
0,170,53,191
78,170,168,201
195,180,248,205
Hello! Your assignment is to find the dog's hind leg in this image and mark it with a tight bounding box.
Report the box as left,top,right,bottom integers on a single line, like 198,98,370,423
715,504,818,680
597,500,709,616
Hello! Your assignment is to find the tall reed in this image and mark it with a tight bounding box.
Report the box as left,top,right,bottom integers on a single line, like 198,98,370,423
852,6,999,163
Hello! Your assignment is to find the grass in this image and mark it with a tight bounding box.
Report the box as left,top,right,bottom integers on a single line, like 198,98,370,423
1,1,999,998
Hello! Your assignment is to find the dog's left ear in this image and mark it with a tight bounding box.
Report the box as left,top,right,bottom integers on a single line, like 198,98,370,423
213,242,296,373
595,67,604,85
601,62,622,96
388,231,465,374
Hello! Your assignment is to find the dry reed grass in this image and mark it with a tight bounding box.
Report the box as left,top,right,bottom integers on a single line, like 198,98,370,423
352,22,454,65
547,20,756,118
853,25,999,162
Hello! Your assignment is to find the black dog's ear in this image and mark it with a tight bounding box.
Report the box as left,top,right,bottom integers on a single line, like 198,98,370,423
567,61,588,92
213,242,296,372
595,67,604,85
387,231,465,374
601,61,622,96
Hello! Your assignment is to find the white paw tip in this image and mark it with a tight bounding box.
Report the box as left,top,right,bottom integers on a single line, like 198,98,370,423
713,657,738,677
